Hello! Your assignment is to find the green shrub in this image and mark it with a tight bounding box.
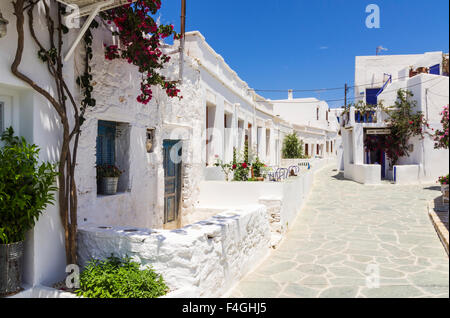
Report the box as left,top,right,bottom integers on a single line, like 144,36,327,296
0,127,58,244
252,157,266,178
282,133,305,159
76,255,169,298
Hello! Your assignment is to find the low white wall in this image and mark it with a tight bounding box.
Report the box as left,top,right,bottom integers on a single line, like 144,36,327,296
394,165,420,184
198,160,330,243
346,164,381,185
77,205,270,298
203,166,226,181
280,158,311,169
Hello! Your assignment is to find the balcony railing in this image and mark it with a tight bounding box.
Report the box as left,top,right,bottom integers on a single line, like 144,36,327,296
355,111,376,123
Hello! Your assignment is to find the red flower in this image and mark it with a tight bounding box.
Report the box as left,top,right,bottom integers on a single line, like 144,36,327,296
232,164,237,170
242,163,248,169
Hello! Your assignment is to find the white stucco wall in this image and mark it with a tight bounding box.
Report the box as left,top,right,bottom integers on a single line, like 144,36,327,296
393,165,421,185
0,2,71,287
77,205,271,298
354,51,443,102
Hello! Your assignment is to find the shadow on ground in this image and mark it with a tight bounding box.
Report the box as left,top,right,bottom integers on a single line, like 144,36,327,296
331,172,346,181
424,186,441,191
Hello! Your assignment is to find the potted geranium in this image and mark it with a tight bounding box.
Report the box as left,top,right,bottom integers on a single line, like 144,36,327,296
0,128,58,296
97,165,123,195
438,174,449,205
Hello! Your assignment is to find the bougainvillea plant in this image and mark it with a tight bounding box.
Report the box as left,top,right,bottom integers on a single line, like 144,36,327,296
438,174,449,186
101,0,182,105
364,89,428,166
434,105,449,149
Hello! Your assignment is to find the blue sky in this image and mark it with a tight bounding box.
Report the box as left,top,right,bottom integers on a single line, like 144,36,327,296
158,0,449,108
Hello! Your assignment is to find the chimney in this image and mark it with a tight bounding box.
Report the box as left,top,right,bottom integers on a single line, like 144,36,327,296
288,89,293,100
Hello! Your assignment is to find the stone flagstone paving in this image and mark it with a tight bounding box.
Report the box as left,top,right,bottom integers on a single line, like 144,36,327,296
230,167,449,298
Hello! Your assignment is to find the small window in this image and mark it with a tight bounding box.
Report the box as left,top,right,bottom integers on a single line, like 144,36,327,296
96,120,131,194
96,120,117,166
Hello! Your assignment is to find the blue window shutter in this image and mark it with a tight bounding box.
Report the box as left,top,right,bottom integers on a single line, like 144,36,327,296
97,121,116,166
429,64,440,75
366,88,380,106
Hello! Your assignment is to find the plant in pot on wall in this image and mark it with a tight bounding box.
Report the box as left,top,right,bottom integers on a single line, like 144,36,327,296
251,157,266,181
433,104,449,204
97,165,124,195
0,128,58,296
438,175,449,205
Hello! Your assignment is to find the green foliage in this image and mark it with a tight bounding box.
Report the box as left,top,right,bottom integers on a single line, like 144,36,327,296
232,146,250,181
364,89,428,167
76,255,169,298
96,165,123,178
252,157,266,178
0,127,58,244
282,133,305,159
384,89,427,166
244,139,249,163
76,19,99,126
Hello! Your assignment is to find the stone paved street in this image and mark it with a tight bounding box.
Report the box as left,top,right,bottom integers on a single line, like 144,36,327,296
230,166,449,298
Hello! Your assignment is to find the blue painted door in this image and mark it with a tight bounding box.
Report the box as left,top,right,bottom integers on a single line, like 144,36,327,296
163,140,182,225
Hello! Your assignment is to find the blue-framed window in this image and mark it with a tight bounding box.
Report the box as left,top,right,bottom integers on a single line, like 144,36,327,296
96,120,116,166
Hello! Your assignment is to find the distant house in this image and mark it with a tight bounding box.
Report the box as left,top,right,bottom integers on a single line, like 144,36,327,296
271,94,340,159
341,51,449,184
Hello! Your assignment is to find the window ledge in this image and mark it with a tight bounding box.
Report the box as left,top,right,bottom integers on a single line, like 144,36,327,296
96,191,131,199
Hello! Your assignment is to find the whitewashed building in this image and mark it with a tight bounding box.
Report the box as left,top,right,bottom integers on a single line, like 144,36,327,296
341,51,449,184
271,94,340,159
0,1,339,295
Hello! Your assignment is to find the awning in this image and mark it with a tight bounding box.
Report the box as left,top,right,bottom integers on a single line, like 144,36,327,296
57,0,136,17
56,0,137,61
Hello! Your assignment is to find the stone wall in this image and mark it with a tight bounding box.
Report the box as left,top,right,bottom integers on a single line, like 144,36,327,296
77,205,271,297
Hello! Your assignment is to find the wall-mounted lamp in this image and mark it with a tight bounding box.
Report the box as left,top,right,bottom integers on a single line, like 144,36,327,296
0,10,9,39
146,128,155,153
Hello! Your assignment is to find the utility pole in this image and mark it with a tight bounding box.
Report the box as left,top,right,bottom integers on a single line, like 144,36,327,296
344,83,348,108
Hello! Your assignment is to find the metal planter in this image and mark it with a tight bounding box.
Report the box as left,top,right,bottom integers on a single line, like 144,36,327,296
100,177,119,195
0,241,24,296
442,184,449,205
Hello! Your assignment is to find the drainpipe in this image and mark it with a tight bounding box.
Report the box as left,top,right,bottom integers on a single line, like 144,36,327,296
179,0,186,84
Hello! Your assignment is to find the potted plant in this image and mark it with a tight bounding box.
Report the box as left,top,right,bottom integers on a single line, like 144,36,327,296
0,128,58,296
438,174,449,205
97,165,123,195
251,157,266,181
